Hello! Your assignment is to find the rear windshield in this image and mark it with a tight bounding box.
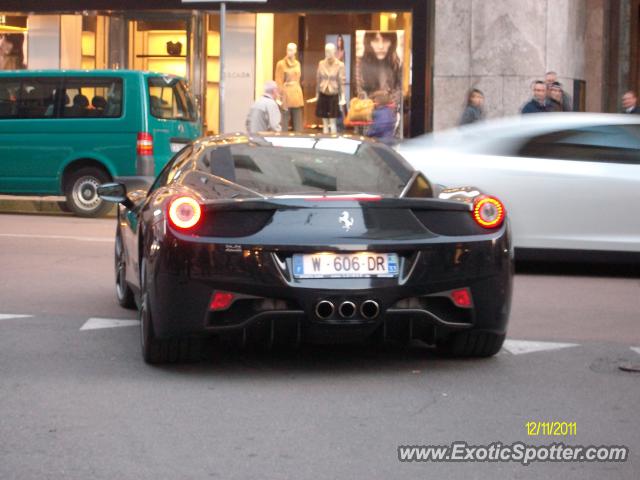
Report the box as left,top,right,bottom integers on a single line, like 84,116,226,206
148,76,197,122
199,137,413,196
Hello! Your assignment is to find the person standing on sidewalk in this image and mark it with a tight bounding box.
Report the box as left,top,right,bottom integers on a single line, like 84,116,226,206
546,82,565,112
367,90,396,146
246,81,282,133
545,71,572,111
521,81,548,114
459,88,485,125
621,91,640,114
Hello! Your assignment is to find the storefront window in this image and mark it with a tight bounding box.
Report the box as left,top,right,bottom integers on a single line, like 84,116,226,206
206,14,220,134
0,15,28,70
81,16,109,70
129,19,188,78
271,11,412,139
196,10,413,136
2,5,425,136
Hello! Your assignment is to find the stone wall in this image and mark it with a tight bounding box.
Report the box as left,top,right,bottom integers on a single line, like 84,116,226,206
433,0,591,130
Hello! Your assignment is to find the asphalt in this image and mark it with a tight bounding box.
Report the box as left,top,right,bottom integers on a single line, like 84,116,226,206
0,212,638,479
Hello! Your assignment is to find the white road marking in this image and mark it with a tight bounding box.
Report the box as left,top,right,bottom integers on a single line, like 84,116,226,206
0,314,33,321
631,347,640,356
503,339,578,355
0,233,112,243
80,318,139,331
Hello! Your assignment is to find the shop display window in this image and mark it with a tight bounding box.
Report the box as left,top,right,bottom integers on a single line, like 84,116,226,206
270,11,412,138
129,19,188,78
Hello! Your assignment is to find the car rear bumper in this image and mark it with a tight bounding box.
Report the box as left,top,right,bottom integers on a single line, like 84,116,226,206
145,229,513,344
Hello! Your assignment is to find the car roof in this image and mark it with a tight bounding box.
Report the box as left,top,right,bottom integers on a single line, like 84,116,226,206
400,112,640,151
200,132,375,145
195,132,380,150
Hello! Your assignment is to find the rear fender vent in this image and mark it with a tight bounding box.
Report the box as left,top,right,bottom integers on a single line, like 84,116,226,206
193,210,274,237
412,210,497,236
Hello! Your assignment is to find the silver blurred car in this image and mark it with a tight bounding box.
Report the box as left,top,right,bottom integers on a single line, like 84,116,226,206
398,113,640,261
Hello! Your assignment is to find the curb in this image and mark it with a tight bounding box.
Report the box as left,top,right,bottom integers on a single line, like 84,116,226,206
0,196,116,217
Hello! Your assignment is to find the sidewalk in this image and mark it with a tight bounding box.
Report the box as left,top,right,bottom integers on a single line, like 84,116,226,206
0,195,115,216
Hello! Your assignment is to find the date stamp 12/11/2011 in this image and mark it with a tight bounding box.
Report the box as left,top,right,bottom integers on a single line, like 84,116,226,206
525,421,577,437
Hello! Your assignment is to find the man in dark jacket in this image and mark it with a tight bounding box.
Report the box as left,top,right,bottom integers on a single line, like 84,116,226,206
621,91,640,114
521,81,548,114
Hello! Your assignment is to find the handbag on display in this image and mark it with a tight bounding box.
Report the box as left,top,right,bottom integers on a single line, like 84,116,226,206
166,41,183,56
346,96,374,124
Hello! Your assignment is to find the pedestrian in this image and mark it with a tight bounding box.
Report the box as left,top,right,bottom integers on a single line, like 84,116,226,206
367,90,396,146
546,82,564,112
621,90,640,114
245,81,282,133
545,71,572,111
521,80,548,114
459,88,485,125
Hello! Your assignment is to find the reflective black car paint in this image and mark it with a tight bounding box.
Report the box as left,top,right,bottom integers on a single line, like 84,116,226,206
118,135,513,346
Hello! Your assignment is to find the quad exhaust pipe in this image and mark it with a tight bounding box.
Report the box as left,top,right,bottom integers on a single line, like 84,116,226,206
338,301,356,319
315,300,335,319
314,299,380,320
360,300,380,319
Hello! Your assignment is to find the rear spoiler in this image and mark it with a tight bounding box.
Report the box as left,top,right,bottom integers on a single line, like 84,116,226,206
200,196,472,212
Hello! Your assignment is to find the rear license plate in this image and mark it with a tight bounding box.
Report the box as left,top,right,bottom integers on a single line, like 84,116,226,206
292,253,399,279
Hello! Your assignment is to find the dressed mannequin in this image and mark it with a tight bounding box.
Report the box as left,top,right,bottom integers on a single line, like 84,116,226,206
275,43,304,131
308,43,346,134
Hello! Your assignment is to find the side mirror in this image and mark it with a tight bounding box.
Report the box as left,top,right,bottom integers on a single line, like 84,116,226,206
98,183,133,208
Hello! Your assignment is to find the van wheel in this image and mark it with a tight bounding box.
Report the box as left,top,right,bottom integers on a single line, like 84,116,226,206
64,167,112,217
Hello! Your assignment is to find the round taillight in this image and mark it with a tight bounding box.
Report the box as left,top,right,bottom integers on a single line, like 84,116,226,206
472,195,505,229
168,196,202,230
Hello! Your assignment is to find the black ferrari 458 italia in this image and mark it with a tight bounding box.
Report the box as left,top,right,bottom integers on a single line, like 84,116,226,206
98,134,513,364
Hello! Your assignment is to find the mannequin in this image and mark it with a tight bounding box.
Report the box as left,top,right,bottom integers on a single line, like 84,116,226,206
275,43,304,131
308,43,346,134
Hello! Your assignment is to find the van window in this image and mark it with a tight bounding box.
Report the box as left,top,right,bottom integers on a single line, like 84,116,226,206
61,77,123,118
0,78,61,119
0,79,20,118
148,76,196,122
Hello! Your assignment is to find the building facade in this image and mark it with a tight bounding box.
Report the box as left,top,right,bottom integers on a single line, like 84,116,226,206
433,0,619,129
0,0,635,135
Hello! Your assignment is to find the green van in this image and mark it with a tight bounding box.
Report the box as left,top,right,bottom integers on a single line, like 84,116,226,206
0,70,201,217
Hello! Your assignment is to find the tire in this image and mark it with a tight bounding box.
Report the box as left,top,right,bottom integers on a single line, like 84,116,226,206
139,258,201,364
436,330,505,358
63,166,112,218
115,228,136,309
